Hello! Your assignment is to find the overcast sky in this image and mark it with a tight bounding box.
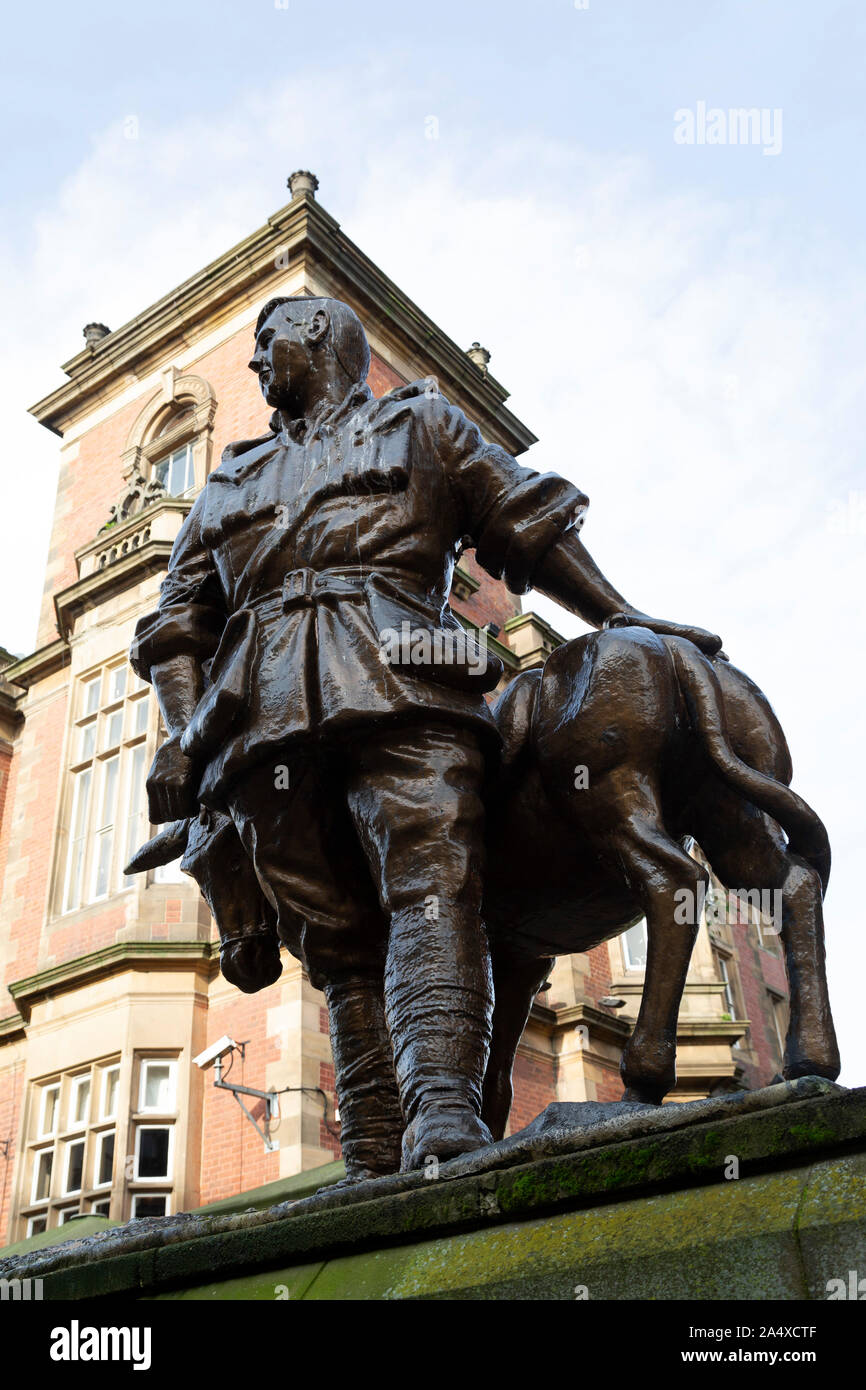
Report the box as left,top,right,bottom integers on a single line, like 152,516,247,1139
1,0,863,1081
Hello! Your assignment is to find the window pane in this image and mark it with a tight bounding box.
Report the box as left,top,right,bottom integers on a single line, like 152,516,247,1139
100,757,119,824
60,1207,81,1224
83,678,100,716
72,1077,91,1127
92,757,119,898
93,832,113,898
124,745,148,887
33,1150,53,1202
137,1128,170,1178
91,1199,111,1217
40,1086,59,1136
27,1215,47,1236
142,1064,175,1111
110,667,127,702
155,443,194,498
64,768,92,911
132,1194,168,1220
102,1067,119,1119
132,698,149,736
78,723,96,761
104,711,123,748
65,1140,85,1193
98,1132,115,1185
623,920,648,970
153,856,185,884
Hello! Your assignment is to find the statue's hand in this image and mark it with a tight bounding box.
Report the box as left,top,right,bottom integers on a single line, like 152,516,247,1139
605,610,723,656
146,735,199,823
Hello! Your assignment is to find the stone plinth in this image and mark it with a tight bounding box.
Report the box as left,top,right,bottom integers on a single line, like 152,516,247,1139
2,1078,864,1301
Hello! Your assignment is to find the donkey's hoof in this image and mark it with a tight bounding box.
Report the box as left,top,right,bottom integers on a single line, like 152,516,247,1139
621,1082,667,1105
782,1050,841,1084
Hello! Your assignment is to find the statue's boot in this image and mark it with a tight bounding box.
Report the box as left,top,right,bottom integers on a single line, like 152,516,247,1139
385,904,494,1172
323,971,404,1184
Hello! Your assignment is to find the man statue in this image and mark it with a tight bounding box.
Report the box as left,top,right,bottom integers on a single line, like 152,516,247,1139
130,296,721,1178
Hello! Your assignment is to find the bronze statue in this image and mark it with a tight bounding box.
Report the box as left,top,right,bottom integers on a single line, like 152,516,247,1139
128,295,839,1181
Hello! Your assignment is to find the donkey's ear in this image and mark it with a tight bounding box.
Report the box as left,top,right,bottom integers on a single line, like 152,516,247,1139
124,819,190,874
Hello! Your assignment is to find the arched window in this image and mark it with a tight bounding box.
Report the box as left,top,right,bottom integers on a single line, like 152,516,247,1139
119,371,217,502
151,408,197,498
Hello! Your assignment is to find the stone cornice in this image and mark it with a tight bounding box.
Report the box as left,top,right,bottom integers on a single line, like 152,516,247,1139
7,940,215,1021
54,541,174,642
504,610,567,648
530,999,632,1046
3,640,70,692
28,195,538,457
0,1012,26,1043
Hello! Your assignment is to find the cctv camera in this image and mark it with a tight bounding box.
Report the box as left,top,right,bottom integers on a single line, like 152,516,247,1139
193,1035,238,1070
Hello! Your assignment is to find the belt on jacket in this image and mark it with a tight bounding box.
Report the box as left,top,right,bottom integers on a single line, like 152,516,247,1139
253,566,424,614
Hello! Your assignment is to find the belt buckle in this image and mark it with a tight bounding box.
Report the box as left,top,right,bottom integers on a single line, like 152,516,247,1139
282,568,315,611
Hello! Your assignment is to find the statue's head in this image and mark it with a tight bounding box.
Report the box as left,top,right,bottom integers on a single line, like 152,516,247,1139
249,295,370,411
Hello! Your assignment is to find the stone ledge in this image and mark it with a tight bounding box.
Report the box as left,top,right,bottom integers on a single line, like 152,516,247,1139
2,1077,863,1300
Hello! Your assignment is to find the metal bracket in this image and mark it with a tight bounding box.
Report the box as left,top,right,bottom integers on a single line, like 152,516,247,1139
213,1049,280,1152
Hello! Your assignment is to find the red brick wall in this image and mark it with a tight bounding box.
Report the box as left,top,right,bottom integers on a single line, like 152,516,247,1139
0,1062,24,1245
197,989,282,1205
508,1050,557,1134
450,550,521,634
730,920,786,1089
0,688,70,989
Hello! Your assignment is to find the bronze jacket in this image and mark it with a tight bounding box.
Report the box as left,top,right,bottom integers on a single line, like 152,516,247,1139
130,380,585,805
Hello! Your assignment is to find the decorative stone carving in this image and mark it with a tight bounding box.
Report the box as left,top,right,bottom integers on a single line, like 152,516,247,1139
98,464,165,536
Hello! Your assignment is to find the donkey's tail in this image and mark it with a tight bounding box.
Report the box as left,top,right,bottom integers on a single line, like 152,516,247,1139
667,639,831,892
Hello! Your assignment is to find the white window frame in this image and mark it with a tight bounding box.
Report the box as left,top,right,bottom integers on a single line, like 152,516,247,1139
68,1074,91,1130
62,765,93,912
100,1064,121,1120
30,1148,54,1205
133,1125,174,1182
131,1192,172,1221
26,1213,48,1237
38,1083,60,1138
138,1059,178,1114
58,1205,81,1224
94,1130,116,1189
716,950,737,1016
622,919,648,972
90,1197,112,1218
60,664,152,914
153,440,196,499
63,1138,86,1196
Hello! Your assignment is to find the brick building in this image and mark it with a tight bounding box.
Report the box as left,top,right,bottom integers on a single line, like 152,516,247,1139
0,175,789,1245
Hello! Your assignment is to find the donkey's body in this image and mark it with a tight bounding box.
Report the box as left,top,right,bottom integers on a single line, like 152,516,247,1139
480,627,839,1136
128,626,840,1151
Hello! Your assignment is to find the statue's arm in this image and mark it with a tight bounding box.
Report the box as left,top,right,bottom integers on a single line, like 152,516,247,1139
146,654,205,822
532,529,723,654
432,393,721,656
129,496,226,822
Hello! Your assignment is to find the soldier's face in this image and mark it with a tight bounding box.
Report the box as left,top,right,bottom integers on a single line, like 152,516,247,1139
249,309,310,408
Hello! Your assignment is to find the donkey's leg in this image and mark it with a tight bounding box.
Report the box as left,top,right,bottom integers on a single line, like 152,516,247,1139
482,949,554,1140
695,794,840,1082
612,808,709,1104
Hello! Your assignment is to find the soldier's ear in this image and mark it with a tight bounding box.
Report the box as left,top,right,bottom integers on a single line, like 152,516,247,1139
305,308,330,349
